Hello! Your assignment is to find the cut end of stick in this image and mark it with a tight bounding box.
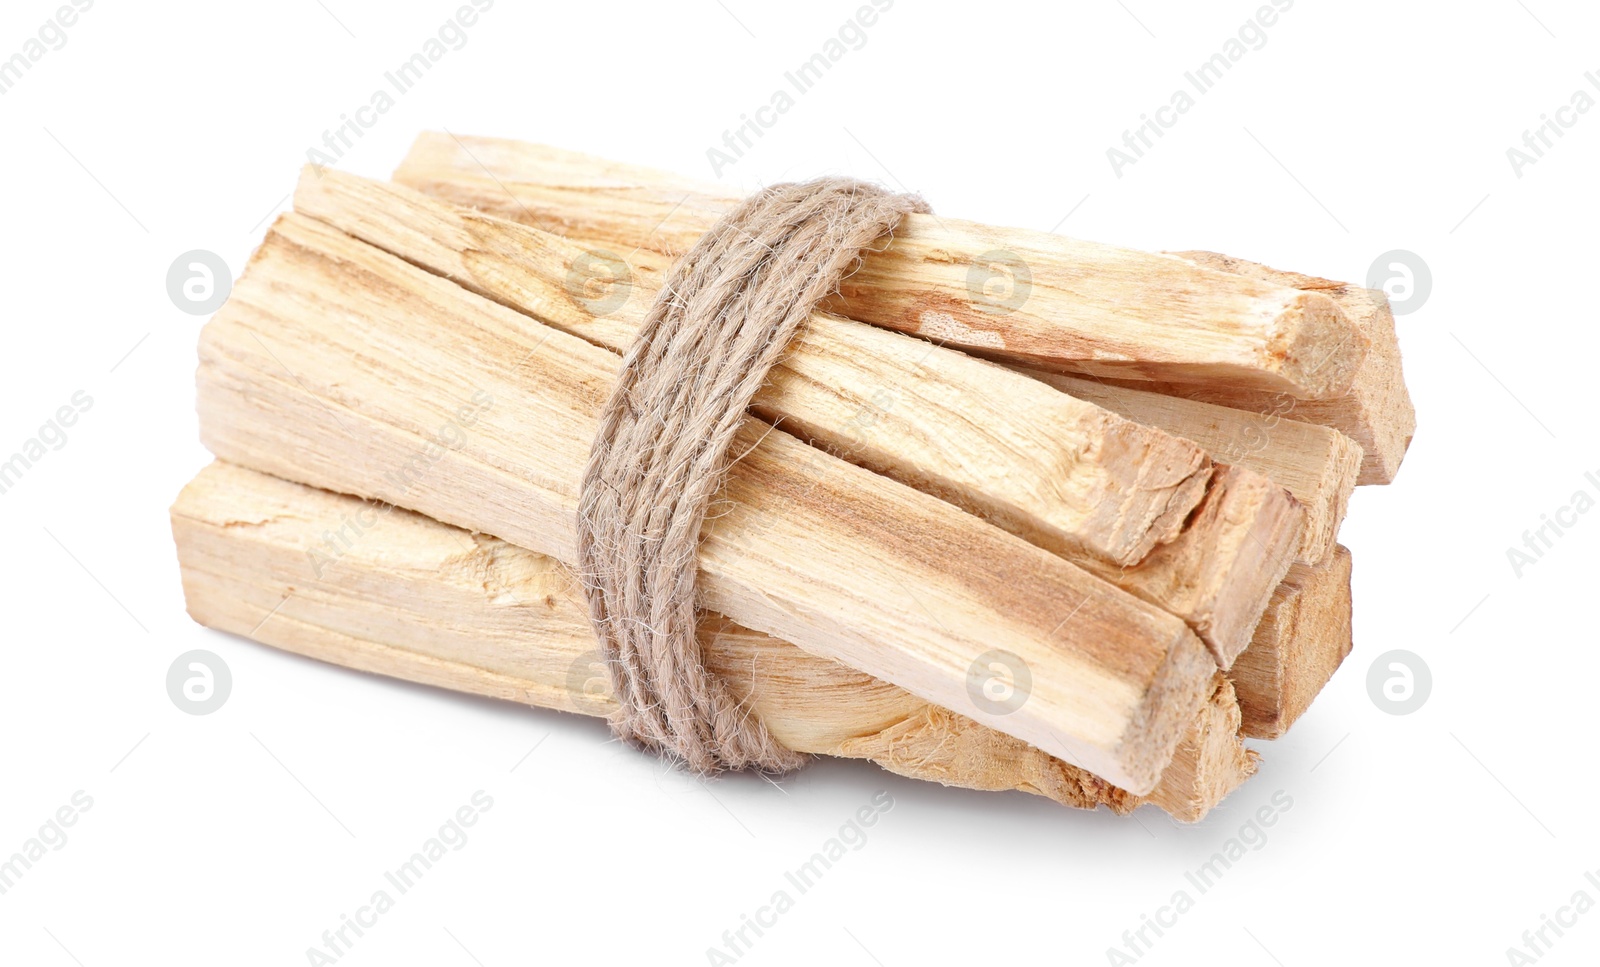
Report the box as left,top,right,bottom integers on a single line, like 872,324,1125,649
1232,545,1355,739
1087,420,1215,566
1032,369,1361,566
1259,289,1370,401
1136,674,1260,822
1113,626,1217,797
1074,464,1304,670
1176,465,1306,668
1170,250,1416,485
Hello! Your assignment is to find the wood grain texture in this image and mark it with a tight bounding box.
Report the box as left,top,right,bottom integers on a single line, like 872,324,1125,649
392,133,1368,400
295,168,1213,569
1231,545,1354,738
293,170,1298,663
170,461,1257,821
194,212,1216,794
1160,253,1414,486
1077,465,1302,669
1030,370,1361,565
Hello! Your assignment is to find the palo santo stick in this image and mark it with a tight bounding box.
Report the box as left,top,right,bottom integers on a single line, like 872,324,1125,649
1160,253,1414,486
392,133,1368,400
1076,465,1302,669
1230,546,1354,739
294,170,1300,663
170,461,1257,821
1141,676,1259,821
296,168,1213,569
1027,370,1361,565
196,213,1216,794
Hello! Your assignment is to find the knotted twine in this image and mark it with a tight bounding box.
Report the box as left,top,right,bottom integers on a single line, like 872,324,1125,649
575,177,930,774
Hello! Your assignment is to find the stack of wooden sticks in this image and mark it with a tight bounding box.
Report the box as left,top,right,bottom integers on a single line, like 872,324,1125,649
169,134,1414,822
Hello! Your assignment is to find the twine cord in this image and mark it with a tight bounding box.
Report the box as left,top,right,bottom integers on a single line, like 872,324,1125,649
575,177,929,774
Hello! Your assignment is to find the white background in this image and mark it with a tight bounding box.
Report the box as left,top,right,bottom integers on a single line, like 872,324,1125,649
1,1,1595,964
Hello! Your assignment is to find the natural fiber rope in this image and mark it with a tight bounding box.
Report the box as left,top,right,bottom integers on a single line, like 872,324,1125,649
575,177,930,774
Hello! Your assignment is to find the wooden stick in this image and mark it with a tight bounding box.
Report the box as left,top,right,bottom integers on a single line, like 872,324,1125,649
1076,464,1303,669
392,133,1368,400
295,168,1214,569
196,212,1216,794
1230,546,1354,738
1025,370,1361,565
292,170,1300,665
1158,253,1414,486
170,461,1256,821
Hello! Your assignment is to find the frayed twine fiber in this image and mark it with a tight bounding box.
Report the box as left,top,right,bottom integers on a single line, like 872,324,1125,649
575,177,930,774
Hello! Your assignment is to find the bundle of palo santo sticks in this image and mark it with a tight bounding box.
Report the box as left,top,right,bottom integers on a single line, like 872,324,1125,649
170,133,1413,822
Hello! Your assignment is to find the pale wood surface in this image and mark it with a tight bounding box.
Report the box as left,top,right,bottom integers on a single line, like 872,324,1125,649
1077,465,1302,669
195,212,1216,794
1231,545,1355,738
1159,253,1414,486
293,170,1299,664
295,168,1214,569
393,133,1369,400
1031,370,1361,565
171,461,1258,821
